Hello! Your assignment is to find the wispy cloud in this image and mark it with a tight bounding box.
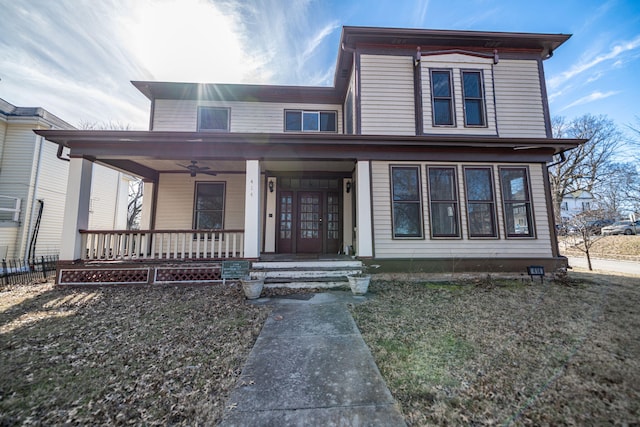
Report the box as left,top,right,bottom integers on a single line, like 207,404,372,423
548,35,640,89
560,90,620,111
412,0,430,27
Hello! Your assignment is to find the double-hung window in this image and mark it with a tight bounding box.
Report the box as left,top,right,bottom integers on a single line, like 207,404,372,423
500,167,534,237
391,166,423,238
285,110,337,132
430,70,454,126
198,107,230,132
427,166,460,237
461,71,486,126
464,167,497,238
193,182,225,230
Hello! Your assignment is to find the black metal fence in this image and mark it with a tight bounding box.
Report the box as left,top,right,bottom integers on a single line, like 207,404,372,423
1,255,58,287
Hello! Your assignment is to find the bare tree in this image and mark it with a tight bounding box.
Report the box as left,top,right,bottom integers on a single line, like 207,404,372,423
561,209,608,271
549,115,624,221
77,120,131,130
127,181,143,230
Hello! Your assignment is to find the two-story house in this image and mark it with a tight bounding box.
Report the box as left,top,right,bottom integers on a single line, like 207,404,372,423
37,26,584,285
0,97,132,262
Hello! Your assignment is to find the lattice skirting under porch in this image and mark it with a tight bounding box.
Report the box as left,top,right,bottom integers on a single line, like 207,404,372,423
58,264,222,285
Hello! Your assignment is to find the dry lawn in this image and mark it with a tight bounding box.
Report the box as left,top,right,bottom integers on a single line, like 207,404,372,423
561,235,640,260
0,282,270,425
351,273,640,426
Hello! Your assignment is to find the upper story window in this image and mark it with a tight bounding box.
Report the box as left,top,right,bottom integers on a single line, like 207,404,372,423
462,71,486,127
430,70,454,126
285,110,337,132
198,107,230,132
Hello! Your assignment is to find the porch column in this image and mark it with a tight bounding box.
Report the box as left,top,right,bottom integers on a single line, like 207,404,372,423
355,161,373,257
139,181,154,230
243,160,261,258
60,157,93,261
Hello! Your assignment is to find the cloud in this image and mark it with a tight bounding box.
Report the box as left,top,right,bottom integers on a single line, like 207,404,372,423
559,90,620,111
412,0,430,27
548,35,640,89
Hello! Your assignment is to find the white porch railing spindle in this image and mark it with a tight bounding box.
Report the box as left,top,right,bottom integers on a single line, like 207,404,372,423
79,230,245,261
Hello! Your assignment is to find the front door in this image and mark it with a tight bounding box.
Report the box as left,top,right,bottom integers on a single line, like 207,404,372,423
296,191,323,253
276,182,342,254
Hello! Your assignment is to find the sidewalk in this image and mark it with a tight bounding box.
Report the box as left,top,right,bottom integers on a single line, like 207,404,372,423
219,292,406,426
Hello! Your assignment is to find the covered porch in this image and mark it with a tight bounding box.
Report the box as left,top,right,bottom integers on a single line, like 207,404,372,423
37,131,375,285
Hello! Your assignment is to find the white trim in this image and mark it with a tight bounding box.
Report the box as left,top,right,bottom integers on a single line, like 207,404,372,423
243,160,261,258
60,158,93,260
355,161,373,257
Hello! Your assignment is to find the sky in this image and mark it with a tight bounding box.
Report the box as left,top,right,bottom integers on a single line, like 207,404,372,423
1,0,639,137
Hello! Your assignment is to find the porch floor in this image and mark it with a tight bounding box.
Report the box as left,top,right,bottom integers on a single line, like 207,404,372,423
260,253,354,262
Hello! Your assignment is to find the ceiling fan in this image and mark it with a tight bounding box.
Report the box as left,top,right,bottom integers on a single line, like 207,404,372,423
176,160,217,177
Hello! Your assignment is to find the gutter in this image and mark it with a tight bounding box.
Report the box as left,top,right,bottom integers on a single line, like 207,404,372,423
57,143,70,162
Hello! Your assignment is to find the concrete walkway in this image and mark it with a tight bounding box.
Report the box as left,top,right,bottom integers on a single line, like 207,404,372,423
219,292,406,426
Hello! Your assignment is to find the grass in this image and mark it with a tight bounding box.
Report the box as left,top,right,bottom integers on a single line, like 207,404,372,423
0,282,270,425
350,274,640,425
2,272,639,425
561,235,640,260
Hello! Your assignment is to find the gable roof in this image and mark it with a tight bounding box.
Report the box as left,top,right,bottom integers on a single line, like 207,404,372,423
132,26,571,103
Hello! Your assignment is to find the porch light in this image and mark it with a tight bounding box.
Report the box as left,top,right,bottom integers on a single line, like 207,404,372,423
268,180,274,193
346,181,352,193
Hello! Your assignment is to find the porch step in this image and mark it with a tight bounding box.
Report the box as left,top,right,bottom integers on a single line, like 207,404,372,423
252,260,362,289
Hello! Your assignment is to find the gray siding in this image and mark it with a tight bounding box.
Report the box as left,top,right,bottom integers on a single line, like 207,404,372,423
493,59,547,137
153,100,343,133
360,54,416,135
155,173,246,230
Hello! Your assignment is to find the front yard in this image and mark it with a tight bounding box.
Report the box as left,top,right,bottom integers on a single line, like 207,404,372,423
2,272,639,425
0,282,269,425
351,274,640,425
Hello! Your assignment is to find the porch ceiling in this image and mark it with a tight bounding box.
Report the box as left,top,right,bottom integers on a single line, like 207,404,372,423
96,159,355,176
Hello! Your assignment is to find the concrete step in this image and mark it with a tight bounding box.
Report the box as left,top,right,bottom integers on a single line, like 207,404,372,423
252,260,362,270
263,280,349,289
251,260,362,289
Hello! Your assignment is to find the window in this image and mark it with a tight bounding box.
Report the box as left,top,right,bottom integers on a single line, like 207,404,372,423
461,71,486,126
464,167,497,238
427,166,460,237
198,107,229,132
561,202,568,211
582,202,590,211
285,110,337,132
500,167,534,238
430,70,454,126
391,166,423,238
193,182,225,229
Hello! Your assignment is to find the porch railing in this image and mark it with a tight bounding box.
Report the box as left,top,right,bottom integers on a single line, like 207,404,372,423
79,229,244,261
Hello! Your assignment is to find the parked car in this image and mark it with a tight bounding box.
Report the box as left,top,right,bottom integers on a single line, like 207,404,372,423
601,220,640,236
564,219,613,235
586,219,614,235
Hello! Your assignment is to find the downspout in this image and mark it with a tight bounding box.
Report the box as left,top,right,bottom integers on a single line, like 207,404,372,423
546,151,567,259
23,135,46,260
57,143,70,162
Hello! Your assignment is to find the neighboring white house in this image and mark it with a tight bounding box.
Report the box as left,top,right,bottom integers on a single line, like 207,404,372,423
37,26,586,285
559,190,596,221
0,97,132,260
